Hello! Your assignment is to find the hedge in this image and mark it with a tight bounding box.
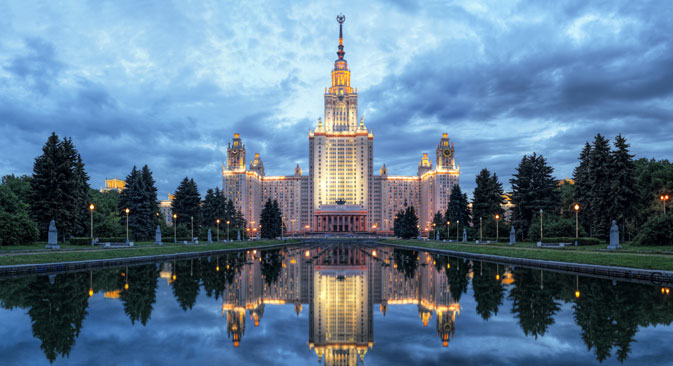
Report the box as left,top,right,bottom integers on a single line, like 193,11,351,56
541,237,601,246
70,237,127,245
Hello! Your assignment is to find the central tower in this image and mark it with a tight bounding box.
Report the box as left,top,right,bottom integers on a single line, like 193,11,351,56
308,14,374,232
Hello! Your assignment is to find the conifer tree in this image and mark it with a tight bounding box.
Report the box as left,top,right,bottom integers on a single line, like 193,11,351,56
29,133,90,241
445,184,471,227
172,177,202,234
140,165,159,228
609,134,638,240
510,153,560,240
472,169,505,222
202,188,218,229
587,134,613,238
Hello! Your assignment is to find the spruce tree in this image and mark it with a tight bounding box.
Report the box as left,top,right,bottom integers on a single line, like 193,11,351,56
202,188,218,229
472,169,505,223
172,177,202,236
260,199,274,239
445,184,471,227
587,134,613,239
140,165,159,229
510,153,560,240
609,134,638,240
29,133,90,241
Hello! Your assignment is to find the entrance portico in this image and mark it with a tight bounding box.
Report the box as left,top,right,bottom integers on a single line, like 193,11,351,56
314,205,367,232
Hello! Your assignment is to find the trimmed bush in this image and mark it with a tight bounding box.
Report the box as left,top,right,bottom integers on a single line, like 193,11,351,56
633,214,673,246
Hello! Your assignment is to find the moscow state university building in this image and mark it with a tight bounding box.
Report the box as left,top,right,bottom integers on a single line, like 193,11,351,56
222,18,459,233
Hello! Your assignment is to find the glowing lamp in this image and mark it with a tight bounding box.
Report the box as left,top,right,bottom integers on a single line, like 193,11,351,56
172,274,176,281
372,250,377,257
574,203,580,212
447,263,450,269
575,290,581,298
496,274,500,281
89,204,95,211
216,266,220,272
125,208,130,214
88,288,93,297
124,283,129,290
305,250,310,258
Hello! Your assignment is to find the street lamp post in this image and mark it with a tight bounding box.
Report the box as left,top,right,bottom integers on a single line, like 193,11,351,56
574,203,580,245
89,204,95,246
446,221,450,241
226,220,230,242
495,214,500,242
456,220,459,241
660,194,670,214
479,217,483,242
190,216,194,240
125,208,130,243
173,214,177,243
216,219,220,242
540,209,544,241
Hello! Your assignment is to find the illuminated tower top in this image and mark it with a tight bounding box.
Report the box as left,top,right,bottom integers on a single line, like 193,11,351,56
330,14,352,95
322,14,359,133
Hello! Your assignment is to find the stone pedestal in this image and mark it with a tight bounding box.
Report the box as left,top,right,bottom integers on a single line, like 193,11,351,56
608,220,620,250
45,219,60,249
155,225,162,245
237,230,241,241
462,229,467,243
207,229,213,243
509,226,516,246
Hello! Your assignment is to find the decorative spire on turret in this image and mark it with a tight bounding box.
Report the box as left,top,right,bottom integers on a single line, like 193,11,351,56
337,14,346,60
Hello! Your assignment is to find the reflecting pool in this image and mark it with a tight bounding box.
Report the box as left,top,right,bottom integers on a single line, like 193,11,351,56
1,244,672,365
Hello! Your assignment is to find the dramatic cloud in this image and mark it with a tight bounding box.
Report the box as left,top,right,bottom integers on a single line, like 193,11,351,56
1,0,671,198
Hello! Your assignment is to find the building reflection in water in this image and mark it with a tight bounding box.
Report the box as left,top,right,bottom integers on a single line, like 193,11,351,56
219,246,461,364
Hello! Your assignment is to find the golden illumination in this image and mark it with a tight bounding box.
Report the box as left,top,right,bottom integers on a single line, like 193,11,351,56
574,203,580,211
125,208,130,214
447,263,450,269
88,288,93,297
124,283,129,290
89,203,95,211
217,219,220,224
216,266,220,271
495,274,500,281
305,250,311,258
575,290,581,298
173,213,177,219
495,214,500,220
172,274,176,281
372,250,377,257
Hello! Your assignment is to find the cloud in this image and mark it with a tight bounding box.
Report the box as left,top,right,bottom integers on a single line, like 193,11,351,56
0,0,671,199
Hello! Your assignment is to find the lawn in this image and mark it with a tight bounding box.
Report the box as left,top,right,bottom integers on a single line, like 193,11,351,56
0,240,298,266
381,239,673,271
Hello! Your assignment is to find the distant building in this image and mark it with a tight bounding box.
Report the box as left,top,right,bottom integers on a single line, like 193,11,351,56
100,178,125,193
159,194,174,225
222,17,460,233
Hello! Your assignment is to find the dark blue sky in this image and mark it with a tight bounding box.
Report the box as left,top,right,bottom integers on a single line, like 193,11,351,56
1,1,671,199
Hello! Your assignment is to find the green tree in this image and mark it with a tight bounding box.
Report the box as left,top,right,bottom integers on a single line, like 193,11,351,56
118,166,155,240
260,199,283,238
261,249,283,285
172,177,202,237
445,184,471,227
202,188,218,229
0,183,39,245
587,134,613,238
510,153,560,240
472,169,506,222
29,133,90,241
394,205,419,239
609,135,639,241
89,189,124,237
573,142,593,234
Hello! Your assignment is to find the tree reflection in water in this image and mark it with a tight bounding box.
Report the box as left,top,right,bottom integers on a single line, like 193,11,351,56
1,246,673,364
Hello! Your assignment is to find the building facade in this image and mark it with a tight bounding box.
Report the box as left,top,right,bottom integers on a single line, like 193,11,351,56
222,17,460,233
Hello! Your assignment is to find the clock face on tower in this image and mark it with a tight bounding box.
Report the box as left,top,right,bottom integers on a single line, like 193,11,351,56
232,150,238,155
443,149,452,158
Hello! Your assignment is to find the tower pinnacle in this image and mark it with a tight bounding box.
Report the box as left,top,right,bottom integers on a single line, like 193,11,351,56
336,14,346,60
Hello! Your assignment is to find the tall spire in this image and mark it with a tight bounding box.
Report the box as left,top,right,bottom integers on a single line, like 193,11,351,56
336,14,345,60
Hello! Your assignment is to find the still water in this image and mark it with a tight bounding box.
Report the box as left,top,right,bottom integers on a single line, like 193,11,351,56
0,244,672,365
